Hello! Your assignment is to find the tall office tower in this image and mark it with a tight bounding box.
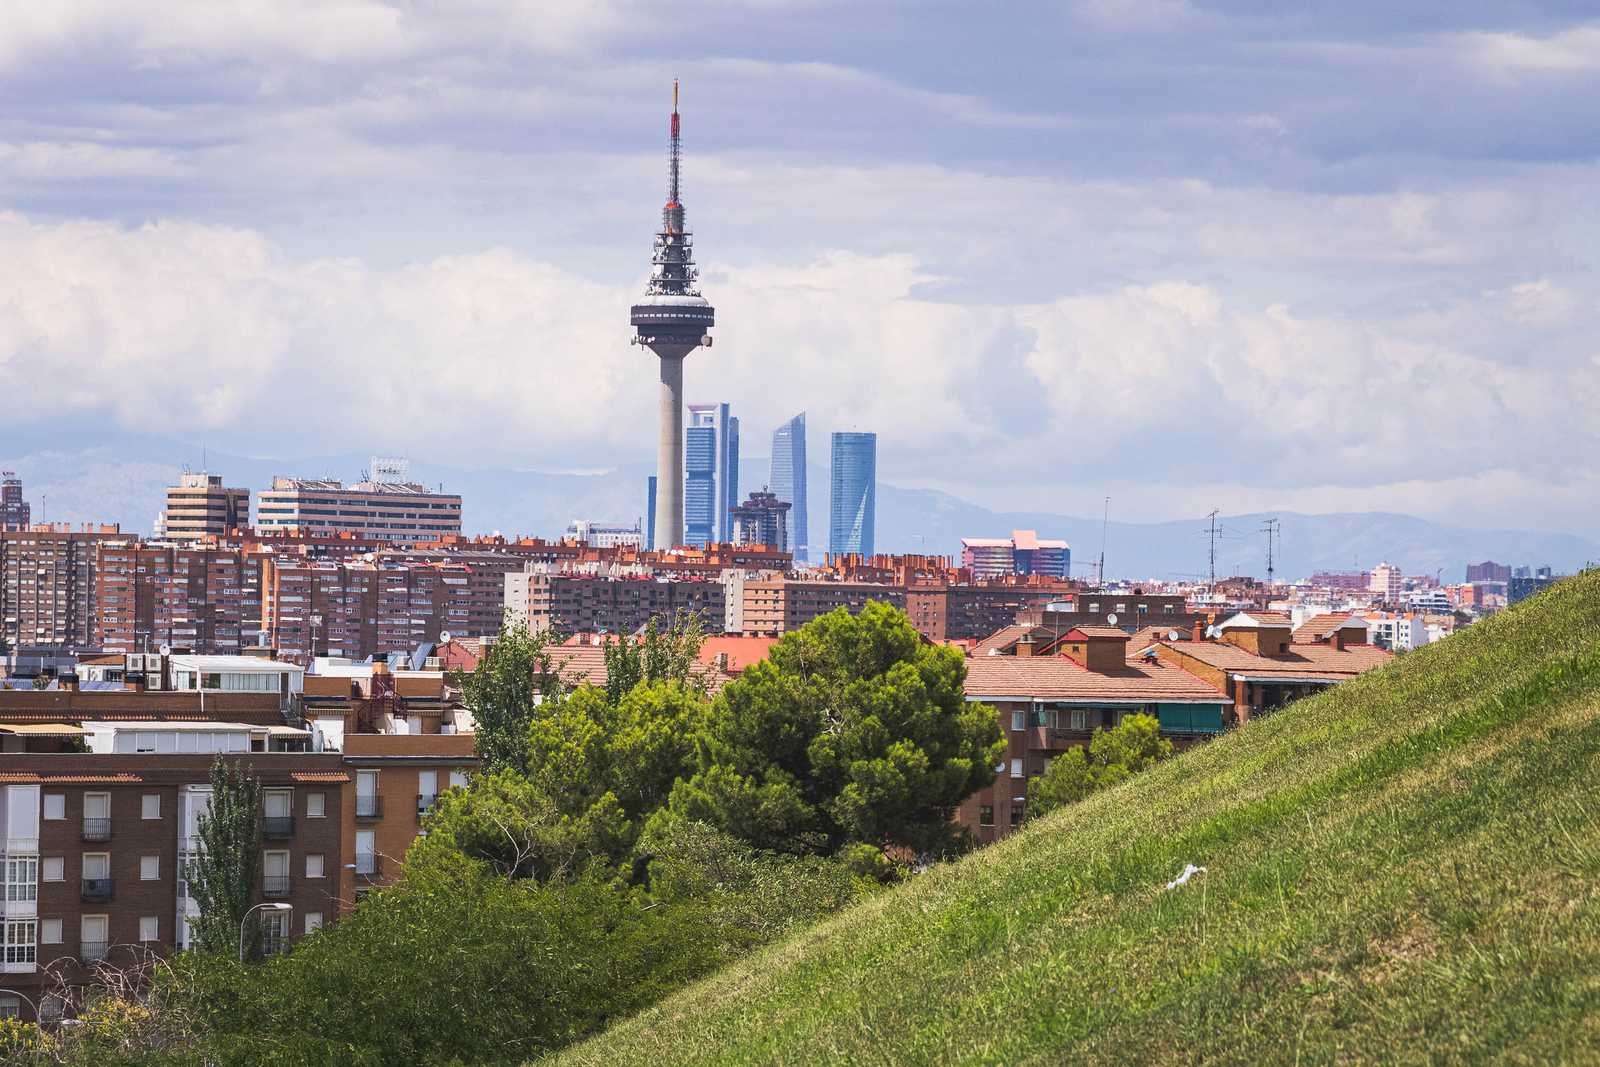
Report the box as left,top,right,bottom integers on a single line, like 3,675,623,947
630,81,715,551
645,476,658,550
685,402,738,547
829,432,877,559
769,413,808,562
155,471,250,540
0,472,29,531
722,413,739,542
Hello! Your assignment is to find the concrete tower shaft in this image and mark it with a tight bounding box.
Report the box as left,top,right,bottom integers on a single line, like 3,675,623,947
631,80,714,550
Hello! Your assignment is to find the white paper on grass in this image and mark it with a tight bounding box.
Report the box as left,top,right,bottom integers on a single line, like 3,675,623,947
1165,863,1207,890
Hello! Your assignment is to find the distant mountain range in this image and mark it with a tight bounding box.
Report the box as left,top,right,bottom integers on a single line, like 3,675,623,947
2,431,1595,582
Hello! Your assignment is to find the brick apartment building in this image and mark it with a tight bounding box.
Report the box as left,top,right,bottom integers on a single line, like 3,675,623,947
1,526,127,650
504,571,726,636
905,579,1078,643
739,577,906,637
0,657,478,1021
959,626,1231,843
0,751,349,1018
95,543,263,654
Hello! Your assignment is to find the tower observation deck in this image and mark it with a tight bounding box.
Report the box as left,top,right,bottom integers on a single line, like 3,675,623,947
631,80,714,551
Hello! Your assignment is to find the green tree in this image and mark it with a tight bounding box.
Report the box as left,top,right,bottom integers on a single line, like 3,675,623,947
1026,713,1172,822
602,615,707,704
187,756,263,957
668,602,1003,858
456,617,564,775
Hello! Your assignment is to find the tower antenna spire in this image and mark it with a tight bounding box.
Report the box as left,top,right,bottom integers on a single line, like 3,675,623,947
668,79,681,206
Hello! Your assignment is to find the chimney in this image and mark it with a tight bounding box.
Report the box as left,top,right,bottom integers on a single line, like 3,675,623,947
1016,632,1035,658
1333,628,1345,651
1192,619,1205,642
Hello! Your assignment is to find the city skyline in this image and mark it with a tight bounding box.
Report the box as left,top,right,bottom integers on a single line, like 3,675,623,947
0,5,1594,540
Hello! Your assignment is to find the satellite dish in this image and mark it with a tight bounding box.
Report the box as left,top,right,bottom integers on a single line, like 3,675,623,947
1167,630,1180,641
1106,613,1118,626
439,631,453,644
1205,625,1220,638
159,644,171,656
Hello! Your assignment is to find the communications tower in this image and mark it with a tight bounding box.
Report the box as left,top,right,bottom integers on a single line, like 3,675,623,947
631,80,715,550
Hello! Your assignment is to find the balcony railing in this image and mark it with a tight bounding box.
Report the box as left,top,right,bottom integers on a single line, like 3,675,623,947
79,941,108,964
81,818,112,842
262,816,295,839
81,878,114,903
353,852,380,877
355,796,383,820
416,793,437,817
263,876,292,898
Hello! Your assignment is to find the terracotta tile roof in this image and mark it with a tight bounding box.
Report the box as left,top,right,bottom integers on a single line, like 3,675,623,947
290,771,350,783
1160,640,1391,680
1222,611,1293,628
0,772,143,783
964,655,1229,703
1292,613,1363,643
544,644,735,695
972,624,1027,655
1126,625,1190,653
696,636,779,673
1066,625,1131,640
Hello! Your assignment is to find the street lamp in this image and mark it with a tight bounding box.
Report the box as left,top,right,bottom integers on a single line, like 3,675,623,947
239,901,293,963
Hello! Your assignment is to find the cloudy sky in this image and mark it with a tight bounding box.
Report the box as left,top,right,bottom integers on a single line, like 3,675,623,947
0,0,1596,533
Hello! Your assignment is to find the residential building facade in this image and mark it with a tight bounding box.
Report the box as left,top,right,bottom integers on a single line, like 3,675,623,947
0,473,28,532
256,476,462,545
153,473,249,541
960,530,1070,579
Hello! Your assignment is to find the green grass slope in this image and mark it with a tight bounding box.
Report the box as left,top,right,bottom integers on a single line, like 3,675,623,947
548,573,1600,1066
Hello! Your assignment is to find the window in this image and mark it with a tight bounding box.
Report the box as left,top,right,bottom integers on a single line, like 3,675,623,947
1009,807,1023,827
449,771,468,790
141,794,161,820
4,920,35,964
139,916,159,942
6,857,36,902
305,854,324,879
304,912,323,935
1009,758,1023,778
355,830,376,874
1010,710,1026,732
140,855,159,881
0,998,16,1019
978,805,995,827
39,919,61,945
306,792,326,818
1070,709,1087,731
41,857,63,882
82,853,109,880
43,794,64,821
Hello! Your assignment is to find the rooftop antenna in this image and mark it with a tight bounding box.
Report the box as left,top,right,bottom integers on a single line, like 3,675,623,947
1260,517,1280,585
1207,509,1220,588
1097,496,1110,589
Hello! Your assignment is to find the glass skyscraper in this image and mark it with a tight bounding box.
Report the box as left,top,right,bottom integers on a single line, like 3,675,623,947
685,402,739,548
829,431,876,559
769,412,808,562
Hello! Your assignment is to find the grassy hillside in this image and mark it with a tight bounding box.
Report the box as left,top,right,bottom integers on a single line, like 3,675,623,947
548,572,1600,1066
